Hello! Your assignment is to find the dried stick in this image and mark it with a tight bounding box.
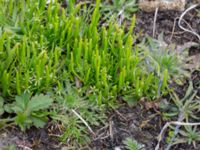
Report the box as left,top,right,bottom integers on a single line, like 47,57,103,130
165,113,184,150
153,7,159,38
155,121,200,150
178,4,200,42
18,145,33,150
170,17,179,41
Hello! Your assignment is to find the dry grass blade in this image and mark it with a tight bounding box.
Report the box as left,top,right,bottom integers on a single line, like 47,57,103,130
153,7,159,38
18,145,33,150
71,109,96,136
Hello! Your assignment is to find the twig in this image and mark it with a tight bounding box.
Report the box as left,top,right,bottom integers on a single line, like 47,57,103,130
113,109,128,121
94,128,110,140
165,113,184,150
178,4,200,42
97,134,110,140
155,121,200,150
109,120,114,141
95,124,109,135
71,109,96,136
170,17,179,41
153,7,159,38
18,145,33,150
48,133,62,137
181,19,197,33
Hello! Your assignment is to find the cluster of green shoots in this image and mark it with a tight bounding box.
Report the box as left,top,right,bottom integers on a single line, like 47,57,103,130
0,0,171,102
0,2,184,144
0,0,186,147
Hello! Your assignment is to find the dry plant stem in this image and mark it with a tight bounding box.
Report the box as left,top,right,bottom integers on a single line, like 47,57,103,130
178,4,200,42
171,17,198,41
170,17,179,41
153,7,159,38
109,120,114,141
155,121,200,150
18,145,33,150
95,124,109,135
48,133,62,137
181,19,198,34
113,109,128,121
71,109,96,136
165,113,184,150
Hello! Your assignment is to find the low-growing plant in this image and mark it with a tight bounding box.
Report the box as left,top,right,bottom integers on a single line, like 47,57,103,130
0,0,183,144
101,0,138,23
139,35,187,96
197,11,200,17
51,81,106,144
0,0,170,103
160,82,200,149
4,93,53,131
174,126,200,147
123,137,145,150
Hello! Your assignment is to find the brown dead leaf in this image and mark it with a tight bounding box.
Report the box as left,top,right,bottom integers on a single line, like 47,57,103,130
139,97,160,110
184,54,200,70
75,77,82,88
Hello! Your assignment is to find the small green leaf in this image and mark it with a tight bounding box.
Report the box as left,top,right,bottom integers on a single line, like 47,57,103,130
9,144,15,150
15,93,31,110
197,12,200,17
28,94,53,112
123,138,144,150
15,112,30,131
0,96,4,115
31,117,46,128
0,96,4,106
4,103,15,113
123,95,139,106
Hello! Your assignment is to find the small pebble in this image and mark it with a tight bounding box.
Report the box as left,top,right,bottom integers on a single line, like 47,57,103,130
114,146,121,150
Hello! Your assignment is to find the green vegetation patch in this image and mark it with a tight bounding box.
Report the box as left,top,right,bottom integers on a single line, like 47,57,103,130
0,0,183,144
0,0,174,100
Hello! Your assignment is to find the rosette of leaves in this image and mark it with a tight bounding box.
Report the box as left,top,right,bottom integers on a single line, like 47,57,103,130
4,93,53,131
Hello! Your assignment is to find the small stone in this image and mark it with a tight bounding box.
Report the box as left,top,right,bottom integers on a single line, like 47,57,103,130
114,146,121,150
139,0,186,12
61,146,68,150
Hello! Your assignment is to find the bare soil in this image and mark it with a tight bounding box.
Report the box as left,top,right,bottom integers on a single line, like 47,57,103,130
92,74,200,149
135,5,200,45
91,104,163,150
0,125,62,150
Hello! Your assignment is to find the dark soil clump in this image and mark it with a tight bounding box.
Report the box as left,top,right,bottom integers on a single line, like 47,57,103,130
135,7,200,45
0,124,63,150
